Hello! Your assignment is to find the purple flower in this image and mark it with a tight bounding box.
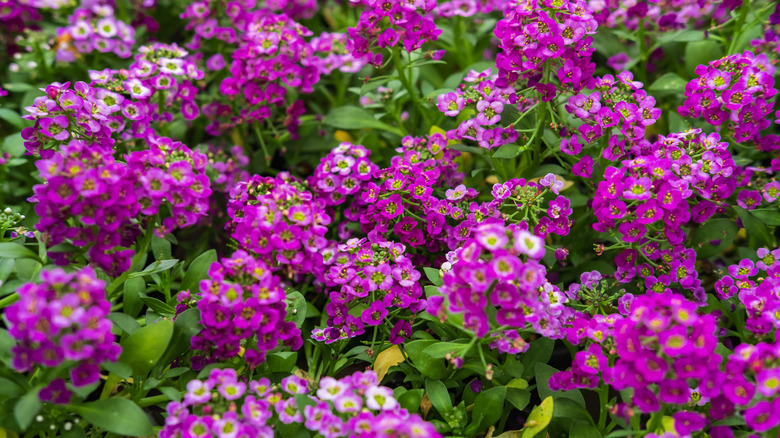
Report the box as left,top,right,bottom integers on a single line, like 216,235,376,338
39,116,69,141
361,301,388,326
376,193,404,219
437,92,465,117
475,100,503,126
539,173,564,195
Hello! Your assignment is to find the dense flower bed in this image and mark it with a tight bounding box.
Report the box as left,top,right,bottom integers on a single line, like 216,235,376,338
0,0,779,437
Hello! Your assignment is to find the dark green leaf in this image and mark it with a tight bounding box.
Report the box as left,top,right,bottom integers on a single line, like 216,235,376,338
405,340,448,379
471,386,507,432
683,40,722,77
180,249,217,293
689,218,738,258
0,328,14,367
425,379,453,416
118,319,174,376
128,259,178,278
735,206,775,248
151,235,172,261
506,388,530,411
398,388,424,413
750,209,780,226
569,420,602,438
68,398,153,437
13,387,41,430
1,82,36,92
267,351,298,373
322,106,404,136
521,338,554,378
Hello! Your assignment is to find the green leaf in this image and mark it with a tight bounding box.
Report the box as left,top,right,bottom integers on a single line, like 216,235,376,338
507,378,529,389
0,109,25,130
398,388,424,413
68,398,153,437
322,106,404,136
180,249,217,293
102,361,133,379
0,328,14,367
425,379,453,416
118,319,174,376
506,388,531,411
0,242,41,262
520,338,554,378
648,73,687,96
750,209,780,226
683,40,722,77
14,387,42,431
521,396,554,438
158,386,181,402
1,82,36,92
151,235,172,261
569,420,602,438
422,341,469,359
492,144,522,159
735,206,776,248
107,312,141,335
689,218,738,258
405,340,448,379
128,259,179,278
267,351,298,373
123,277,145,318
140,295,176,315
285,290,307,327
471,386,507,432
423,267,442,286
553,398,594,424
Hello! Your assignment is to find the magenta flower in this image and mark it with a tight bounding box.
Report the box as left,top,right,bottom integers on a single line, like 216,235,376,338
39,115,69,141
361,301,387,326
437,92,465,117
376,193,404,219
475,100,503,126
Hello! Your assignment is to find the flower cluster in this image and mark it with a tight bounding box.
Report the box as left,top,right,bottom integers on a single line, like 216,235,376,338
436,0,506,18
679,51,777,142
307,32,369,75
358,133,483,252
589,0,726,32
314,236,424,344
186,250,300,370
21,80,125,156
31,137,211,274
7,267,120,390
190,7,318,139
55,3,134,61
90,42,204,138
347,0,441,64
487,175,574,238
494,0,597,96
715,248,780,336
750,2,780,59
227,174,331,278
162,369,440,438
432,221,571,339
553,293,720,417
562,71,660,156
307,141,380,212
437,68,529,150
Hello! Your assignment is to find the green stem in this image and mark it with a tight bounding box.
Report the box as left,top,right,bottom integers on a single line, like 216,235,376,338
728,0,751,55
598,383,609,430
107,219,155,297
138,394,170,408
393,47,431,130
0,293,19,309
253,124,272,165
